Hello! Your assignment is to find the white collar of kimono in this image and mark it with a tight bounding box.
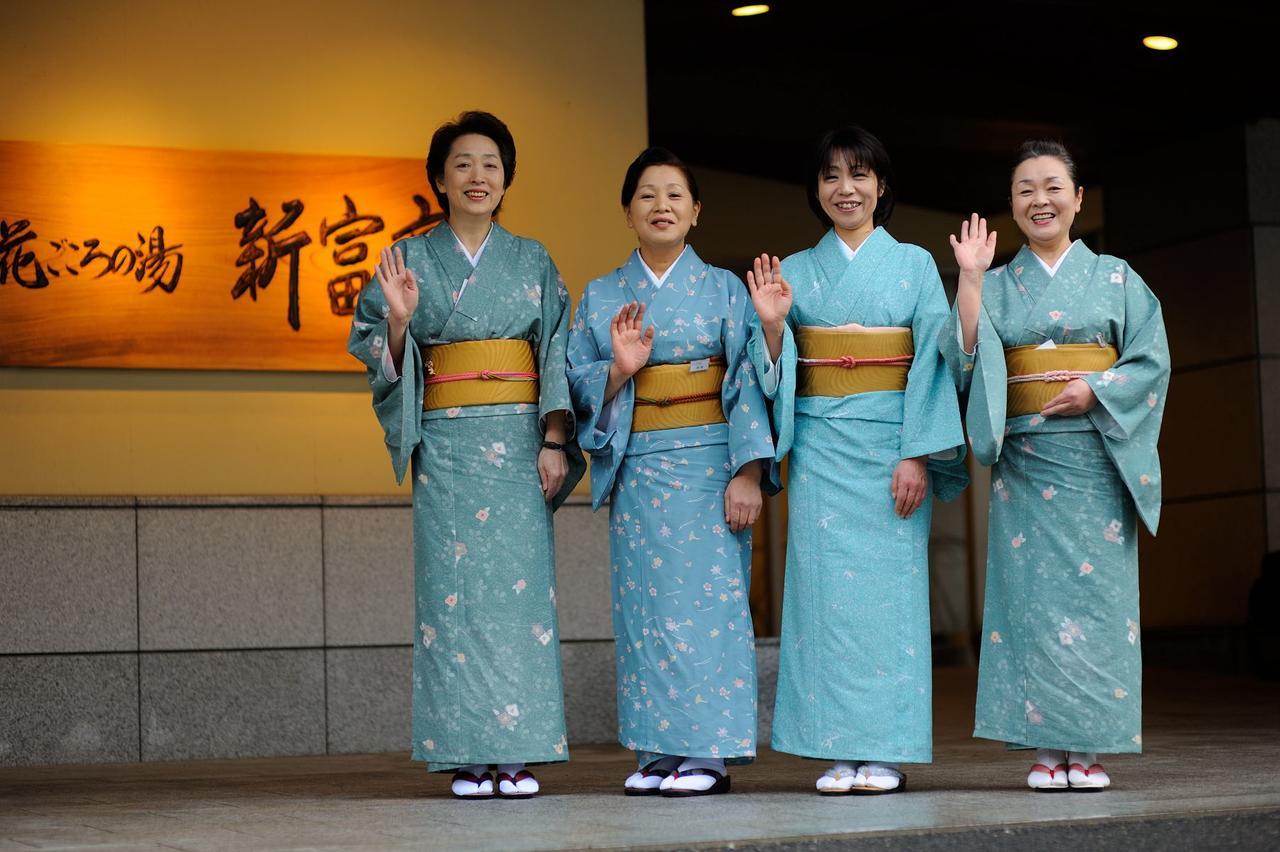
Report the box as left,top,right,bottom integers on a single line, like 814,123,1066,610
835,233,867,262
636,245,689,289
1033,239,1079,277
452,223,494,268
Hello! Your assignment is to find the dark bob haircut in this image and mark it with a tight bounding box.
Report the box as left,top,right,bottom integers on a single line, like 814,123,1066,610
425,111,516,216
1010,139,1080,190
620,147,701,208
806,125,895,228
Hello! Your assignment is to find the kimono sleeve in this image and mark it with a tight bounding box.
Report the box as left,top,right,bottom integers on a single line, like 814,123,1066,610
536,253,587,508
746,308,798,461
901,254,968,501
346,243,423,485
939,288,1008,467
724,275,781,495
1083,265,1170,533
566,284,633,509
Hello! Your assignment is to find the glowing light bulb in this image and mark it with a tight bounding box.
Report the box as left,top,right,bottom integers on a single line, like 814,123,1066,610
1142,35,1178,51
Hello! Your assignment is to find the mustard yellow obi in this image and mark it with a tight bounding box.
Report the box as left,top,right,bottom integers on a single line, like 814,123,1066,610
632,356,727,432
423,339,539,411
1005,343,1118,416
796,328,914,397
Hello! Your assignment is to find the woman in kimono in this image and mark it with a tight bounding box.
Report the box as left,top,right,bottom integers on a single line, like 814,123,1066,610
348,111,584,800
567,147,776,797
746,125,967,795
942,140,1168,791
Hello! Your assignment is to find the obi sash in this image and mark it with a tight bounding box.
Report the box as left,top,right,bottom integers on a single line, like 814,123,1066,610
796,328,914,397
1005,342,1119,416
423,339,539,411
632,356,727,432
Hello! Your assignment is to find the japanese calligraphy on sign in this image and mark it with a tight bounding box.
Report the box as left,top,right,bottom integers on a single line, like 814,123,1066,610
0,140,448,371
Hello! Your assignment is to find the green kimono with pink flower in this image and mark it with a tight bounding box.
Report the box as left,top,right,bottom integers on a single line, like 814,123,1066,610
348,221,584,771
939,240,1169,753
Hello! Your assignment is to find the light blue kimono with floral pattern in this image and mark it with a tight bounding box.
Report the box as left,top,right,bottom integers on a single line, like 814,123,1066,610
348,221,584,772
939,240,1169,753
748,226,968,764
568,246,777,765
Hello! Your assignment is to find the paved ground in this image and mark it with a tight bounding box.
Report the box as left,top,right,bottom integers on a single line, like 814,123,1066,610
2,668,1279,850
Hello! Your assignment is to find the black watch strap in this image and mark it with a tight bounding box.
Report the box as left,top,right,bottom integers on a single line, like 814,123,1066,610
541,440,566,451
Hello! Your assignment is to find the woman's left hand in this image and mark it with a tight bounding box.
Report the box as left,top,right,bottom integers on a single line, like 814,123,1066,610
1040,378,1099,418
538,447,568,502
891,456,928,519
724,470,763,533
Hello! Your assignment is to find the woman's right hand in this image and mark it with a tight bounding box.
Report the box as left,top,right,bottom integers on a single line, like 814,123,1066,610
609,302,655,378
375,245,419,326
746,253,793,328
949,214,997,276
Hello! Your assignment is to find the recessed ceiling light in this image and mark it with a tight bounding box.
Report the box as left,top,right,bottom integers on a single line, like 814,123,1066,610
1142,35,1178,51
732,5,770,16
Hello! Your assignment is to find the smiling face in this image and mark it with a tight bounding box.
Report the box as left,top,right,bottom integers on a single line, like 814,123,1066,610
817,151,883,237
624,164,700,251
435,133,505,220
1011,155,1083,249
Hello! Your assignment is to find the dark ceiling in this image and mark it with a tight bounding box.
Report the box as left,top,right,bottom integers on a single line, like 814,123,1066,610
645,0,1270,214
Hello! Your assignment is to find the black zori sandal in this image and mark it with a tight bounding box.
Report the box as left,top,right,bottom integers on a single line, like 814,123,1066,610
661,767,732,798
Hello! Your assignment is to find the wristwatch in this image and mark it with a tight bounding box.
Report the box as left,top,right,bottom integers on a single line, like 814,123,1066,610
541,440,566,452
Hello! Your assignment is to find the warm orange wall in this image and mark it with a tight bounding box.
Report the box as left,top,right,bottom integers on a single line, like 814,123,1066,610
0,0,646,495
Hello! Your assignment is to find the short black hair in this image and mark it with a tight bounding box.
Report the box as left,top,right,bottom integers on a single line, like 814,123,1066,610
806,125,895,228
425,111,516,216
620,147,700,208
1011,139,1079,189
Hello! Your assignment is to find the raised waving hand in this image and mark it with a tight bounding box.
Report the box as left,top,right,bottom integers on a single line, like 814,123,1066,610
745,253,793,327
949,213,997,274
610,302,655,378
375,245,419,325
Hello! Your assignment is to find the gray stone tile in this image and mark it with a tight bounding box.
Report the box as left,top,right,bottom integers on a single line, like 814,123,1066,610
0,496,136,507
0,654,139,767
0,508,137,654
140,651,324,761
136,496,321,507
326,647,412,754
322,495,411,507
553,503,613,640
323,507,414,646
138,508,323,650
559,639,616,745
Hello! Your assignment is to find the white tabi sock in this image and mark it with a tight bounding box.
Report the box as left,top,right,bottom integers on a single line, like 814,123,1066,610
1028,749,1067,789
626,755,680,790
668,756,726,792
451,763,493,797
816,760,859,792
496,762,538,795
856,761,903,790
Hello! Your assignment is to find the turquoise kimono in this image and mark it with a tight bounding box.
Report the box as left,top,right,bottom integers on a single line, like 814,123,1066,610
348,221,585,772
749,226,968,764
939,240,1169,753
567,246,777,765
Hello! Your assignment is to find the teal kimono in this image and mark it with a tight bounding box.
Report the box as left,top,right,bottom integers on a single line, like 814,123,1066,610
348,221,584,772
567,247,777,765
749,227,968,763
939,240,1169,753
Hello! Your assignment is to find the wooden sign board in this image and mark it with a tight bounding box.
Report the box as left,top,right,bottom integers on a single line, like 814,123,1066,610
0,140,445,371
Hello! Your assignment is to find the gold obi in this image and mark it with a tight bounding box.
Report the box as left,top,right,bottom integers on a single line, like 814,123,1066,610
631,356,727,433
1005,343,1118,416
796,328,914,397
422,339,539,411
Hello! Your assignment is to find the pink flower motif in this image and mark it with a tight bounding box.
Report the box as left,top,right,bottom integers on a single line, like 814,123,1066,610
513,579,527,594
1079,562,1095,576
1049,310,1063,321
444,594,458,608
446,407,462,418
1029,415,1044,427
1147,392,1158,408
475,507,490,522
1042,486,1057,501
1012,533,1025,549
454,542,468,559
734,678,745,688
